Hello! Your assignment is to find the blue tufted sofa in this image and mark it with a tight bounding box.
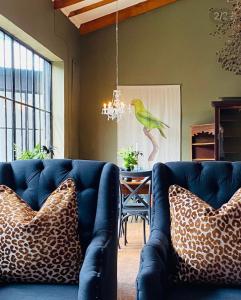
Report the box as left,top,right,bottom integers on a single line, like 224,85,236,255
0,159,119,300
136,161,241,300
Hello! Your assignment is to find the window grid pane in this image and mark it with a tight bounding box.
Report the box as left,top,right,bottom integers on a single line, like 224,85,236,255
0,29,52,162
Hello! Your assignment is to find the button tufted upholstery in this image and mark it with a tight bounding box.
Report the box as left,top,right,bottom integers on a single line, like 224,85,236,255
0,159,119,300
136,162,241,300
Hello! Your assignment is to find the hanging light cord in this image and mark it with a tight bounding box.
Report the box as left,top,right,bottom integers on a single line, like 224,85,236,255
115,0,119,90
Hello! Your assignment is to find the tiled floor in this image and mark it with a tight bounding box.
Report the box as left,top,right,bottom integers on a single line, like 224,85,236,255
117,221,149,300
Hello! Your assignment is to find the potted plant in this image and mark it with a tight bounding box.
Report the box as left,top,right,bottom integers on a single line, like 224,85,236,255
118,147,143,171
15,144,54,160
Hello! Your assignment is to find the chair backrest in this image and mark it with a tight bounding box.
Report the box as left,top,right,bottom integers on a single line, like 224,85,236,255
152,161,241,236
0,159,119,252
120,170,152,179
119,170,152,204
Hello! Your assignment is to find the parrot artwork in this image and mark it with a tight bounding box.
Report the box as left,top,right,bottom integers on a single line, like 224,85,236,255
131,99,169,162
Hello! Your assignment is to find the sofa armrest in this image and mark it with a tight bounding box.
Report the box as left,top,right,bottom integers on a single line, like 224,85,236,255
78,163,119,300
78,230,117,300
136,231,170,300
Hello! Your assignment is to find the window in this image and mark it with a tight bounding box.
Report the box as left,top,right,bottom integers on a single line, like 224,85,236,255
0,29,52,161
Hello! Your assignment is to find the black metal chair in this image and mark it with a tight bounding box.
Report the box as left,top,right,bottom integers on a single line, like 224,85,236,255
118,170,152,246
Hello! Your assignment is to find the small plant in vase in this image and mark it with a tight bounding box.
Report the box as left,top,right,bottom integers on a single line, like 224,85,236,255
118,147,143,171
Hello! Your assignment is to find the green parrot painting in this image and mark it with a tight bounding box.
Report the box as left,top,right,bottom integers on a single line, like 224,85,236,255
131,99,169,162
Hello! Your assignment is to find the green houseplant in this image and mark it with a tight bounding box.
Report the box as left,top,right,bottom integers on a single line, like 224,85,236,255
15,144,54,160
118,147,143,171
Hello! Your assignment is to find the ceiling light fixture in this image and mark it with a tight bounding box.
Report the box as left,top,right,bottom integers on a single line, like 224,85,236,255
101,1,129,121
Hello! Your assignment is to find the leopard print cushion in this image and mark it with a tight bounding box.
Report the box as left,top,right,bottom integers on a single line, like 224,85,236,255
0,178,82,284
169,184,241,285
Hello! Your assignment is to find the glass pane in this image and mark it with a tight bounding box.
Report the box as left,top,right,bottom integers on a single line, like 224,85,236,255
5,35,12,69
7,129,13,161
0,32,5,98
0,129,6,161
22,129,26,151
34,54,40,108
28,129,34,150
5,35,13,100
28,92,33,106
14,41,21,102
35,129,40,145
0,99,5,129
15,129,22,155
13,41,20,69
22,107,27,150
46,112,51,147
39,58,45,110
22,105,26,129
27,50,33,105
7,100,13,128
28,107,33,129
35,108,40,145
41,111,46,145
20,45,27,69
20,45,27,103
35,109,40,129
45,61,51,112
20,91,26,103
15,103,21,130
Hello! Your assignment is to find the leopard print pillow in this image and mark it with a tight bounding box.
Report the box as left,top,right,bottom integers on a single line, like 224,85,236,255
0,178,82,284
169,184,241,285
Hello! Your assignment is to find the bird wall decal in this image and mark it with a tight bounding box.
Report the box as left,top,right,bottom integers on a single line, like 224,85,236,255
131,99,169,162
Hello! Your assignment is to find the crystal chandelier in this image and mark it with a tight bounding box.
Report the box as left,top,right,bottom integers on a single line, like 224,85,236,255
101,1,127,121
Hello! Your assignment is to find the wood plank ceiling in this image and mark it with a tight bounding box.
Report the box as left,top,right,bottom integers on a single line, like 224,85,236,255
52,0,176,35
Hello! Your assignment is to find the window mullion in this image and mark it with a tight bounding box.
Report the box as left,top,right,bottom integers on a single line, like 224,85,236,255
11,40,16,160
38,59,41,146
44,61,46,146
19,44,23,152
50,65,53,156
25,50,28,150
32,53,36,147
3,33,7,162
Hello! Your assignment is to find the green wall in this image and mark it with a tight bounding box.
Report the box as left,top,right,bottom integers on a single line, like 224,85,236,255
79,0,241,162
0,0,82,158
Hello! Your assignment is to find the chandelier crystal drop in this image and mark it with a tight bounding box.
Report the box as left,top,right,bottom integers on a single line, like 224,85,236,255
101,1,129,121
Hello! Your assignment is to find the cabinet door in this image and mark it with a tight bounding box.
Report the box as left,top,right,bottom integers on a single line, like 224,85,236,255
214,107,220,160
219,108,241,161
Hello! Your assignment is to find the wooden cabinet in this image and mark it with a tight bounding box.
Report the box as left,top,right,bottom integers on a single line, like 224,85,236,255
212,99,241,161
191,124,215,161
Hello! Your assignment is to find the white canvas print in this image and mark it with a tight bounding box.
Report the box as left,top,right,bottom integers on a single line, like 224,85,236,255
117,85,181,170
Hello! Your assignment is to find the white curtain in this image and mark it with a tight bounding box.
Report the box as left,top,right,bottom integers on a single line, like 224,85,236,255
117,85,181,170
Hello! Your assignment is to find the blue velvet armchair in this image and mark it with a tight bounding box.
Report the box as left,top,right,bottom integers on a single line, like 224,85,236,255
0,159,119,300
137,161,241,300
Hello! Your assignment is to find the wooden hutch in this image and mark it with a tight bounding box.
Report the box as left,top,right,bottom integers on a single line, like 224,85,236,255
191,98,241,162
191,124,215,161
212,98,241,161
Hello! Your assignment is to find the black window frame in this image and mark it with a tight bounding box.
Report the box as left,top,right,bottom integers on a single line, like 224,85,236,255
0,27,53,161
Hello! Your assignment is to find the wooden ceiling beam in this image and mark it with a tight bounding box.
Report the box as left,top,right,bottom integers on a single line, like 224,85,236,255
69,0,116,18
79,0,176,35
54,0,84,10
